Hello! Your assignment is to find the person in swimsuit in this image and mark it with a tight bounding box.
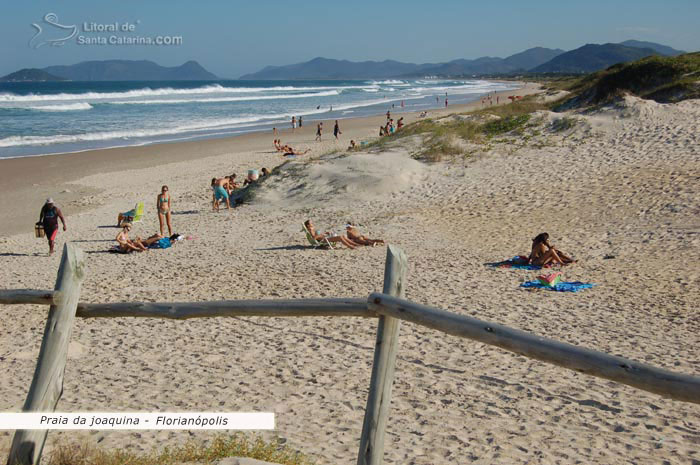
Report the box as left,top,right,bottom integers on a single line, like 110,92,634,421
304,220,360,249
115,223,147,253
157,185,172,236
345,223,384,246
315,122,323,141
39,198,66,255
211,177,231,211
528,232,575,266
291,116,296,131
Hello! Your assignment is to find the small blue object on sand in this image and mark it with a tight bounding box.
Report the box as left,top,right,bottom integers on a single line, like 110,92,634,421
520,281,595,292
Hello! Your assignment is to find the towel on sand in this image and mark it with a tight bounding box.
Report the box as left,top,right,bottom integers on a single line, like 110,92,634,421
520,280,595,292
486,256,544,270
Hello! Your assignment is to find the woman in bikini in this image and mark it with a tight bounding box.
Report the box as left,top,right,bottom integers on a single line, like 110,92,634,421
116,224,147,253
157,185,172,236
528,232,575,267
305,220,360,249
345,223,385,246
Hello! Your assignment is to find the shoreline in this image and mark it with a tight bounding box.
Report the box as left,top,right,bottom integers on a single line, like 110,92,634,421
0,83,539,238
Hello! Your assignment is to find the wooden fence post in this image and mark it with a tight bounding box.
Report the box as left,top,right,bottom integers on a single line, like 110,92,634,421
357,245,407,465
7,243,86,465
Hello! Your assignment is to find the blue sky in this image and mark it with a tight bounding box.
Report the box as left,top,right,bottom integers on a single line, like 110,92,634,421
1,0,698,78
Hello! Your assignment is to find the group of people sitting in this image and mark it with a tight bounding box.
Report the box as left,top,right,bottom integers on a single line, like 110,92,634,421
115,223,182,253
274,139,309,156
379,117,403,137
210,168,270,211
305,219,384,249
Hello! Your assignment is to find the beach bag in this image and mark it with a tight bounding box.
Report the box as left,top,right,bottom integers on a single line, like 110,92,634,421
536,272,562,287
35,222,45,238
247,169,259,181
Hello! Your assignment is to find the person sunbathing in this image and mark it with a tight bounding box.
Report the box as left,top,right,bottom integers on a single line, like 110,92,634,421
305,220,360,249
528,232,575,266
116,224,147,252
283,146,309,156
345,223,384,246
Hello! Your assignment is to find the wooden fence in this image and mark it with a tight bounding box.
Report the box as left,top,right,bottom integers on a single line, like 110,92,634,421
1,243,699,465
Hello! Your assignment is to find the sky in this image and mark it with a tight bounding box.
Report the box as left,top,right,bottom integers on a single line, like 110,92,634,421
1,0,698,78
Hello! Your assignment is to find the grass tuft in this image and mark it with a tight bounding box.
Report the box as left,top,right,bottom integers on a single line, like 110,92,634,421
45,434,314,465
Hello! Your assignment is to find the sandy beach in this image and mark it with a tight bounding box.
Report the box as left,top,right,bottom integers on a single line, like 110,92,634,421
1,82,699,465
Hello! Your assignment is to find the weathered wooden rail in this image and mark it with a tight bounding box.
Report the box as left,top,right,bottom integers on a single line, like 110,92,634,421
2,243,699,465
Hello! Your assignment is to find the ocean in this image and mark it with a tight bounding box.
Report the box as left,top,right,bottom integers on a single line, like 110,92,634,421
0,79,516,158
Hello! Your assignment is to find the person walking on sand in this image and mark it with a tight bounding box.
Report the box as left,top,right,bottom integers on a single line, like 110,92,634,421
273,127,278,136
333,120,341,140
291,116,296,131
315,122,323,141
39,198,66,255
445,97,448,107
157,185,172,236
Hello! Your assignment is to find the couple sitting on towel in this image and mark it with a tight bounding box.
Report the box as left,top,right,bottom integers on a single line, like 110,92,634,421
305,220,384,249
528,232,575,266
116,223,181,253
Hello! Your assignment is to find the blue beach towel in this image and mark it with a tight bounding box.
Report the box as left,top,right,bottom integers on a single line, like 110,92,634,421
486,256,543,270
520,280,595,292
149,238,172,249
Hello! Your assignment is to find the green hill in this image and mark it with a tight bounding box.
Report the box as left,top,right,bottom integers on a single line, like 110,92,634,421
0,68,66,82
560,52,700,107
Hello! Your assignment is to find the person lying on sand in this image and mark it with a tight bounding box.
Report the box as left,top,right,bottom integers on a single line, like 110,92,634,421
348,140,357,150
283,146,310,156
345,223,385,246
116,223,147,253
305,220,359,249
528,232,575,266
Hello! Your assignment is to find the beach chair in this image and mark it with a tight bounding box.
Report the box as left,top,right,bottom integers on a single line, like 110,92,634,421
302,224,336,249
119,202,144,226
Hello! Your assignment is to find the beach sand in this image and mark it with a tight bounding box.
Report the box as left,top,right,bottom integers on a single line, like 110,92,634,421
1,84,699,464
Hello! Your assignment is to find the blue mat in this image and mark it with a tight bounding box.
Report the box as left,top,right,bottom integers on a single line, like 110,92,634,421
520,281,595,292
486,256,543,270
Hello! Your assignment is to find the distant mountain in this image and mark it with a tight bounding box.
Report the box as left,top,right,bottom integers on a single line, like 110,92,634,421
531,43,660,73
503,47,566,70
241,47,566,79
0,68,66,82
41,60,217,81
240,57,438,80
620,40,686,57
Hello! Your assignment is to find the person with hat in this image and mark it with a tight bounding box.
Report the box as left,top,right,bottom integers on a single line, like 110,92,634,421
38,198,66,255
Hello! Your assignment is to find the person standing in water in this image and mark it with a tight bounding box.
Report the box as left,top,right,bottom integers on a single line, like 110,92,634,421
39,198,66,255
333,120,341,140
157,185,172,236
298,116,303,128
291,116,296,131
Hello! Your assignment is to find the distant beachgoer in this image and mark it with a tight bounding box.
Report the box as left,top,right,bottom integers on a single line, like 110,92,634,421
212,177,230,211
445,98,448,107
116,223,147,253
315,122,323,141
317,105,321,109
305,219,359,249
38,198,66,255
273,127,278,136
436,96,439,104
345,223,384,246
401,100,404,108
291,116,296,130
386,110,391,120
397,117,404,130
329,105,332,112
392,103,395,109
333,120,341,139
157,185,172,236
379,126,386,136
298,116,303,127
528,232,575,266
